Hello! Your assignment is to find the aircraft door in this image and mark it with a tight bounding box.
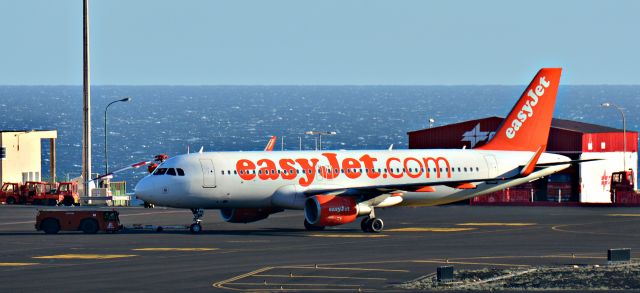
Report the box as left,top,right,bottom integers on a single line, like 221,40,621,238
483,155,498,178
199,159,217,188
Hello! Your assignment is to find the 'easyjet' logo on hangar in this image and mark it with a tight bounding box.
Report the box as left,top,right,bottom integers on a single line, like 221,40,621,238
235,153,451,187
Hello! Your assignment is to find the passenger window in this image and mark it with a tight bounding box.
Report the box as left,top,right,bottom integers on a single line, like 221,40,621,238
476,167,480,172
153,168,167,175
177,168,185,176
464,167,467,172
221,170,224,175
166,168,177,176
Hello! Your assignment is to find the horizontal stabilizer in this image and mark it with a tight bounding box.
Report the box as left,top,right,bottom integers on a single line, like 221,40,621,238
534,158,602,167
520,146,544,177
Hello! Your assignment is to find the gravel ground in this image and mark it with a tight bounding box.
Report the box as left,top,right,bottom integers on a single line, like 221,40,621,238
397,262,640,291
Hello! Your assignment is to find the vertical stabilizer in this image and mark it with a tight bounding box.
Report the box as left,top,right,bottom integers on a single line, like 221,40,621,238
479,68,562,151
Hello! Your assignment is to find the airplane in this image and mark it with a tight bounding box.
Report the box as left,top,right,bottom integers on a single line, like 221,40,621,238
134,68,578,234
264,136,277,151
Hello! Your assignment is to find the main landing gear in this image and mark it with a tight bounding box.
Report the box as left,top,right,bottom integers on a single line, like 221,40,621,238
360,209,384,233
190,208,204,234
360,217,384,233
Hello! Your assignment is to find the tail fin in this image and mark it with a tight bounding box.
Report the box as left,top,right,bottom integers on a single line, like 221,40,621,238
479,68,562,151
264,136,277,151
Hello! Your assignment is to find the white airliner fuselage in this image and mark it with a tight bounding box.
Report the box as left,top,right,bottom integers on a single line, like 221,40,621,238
135,149,569,209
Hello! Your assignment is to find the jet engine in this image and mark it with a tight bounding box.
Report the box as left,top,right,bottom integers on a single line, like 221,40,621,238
220,207,283,223
304,195,371,226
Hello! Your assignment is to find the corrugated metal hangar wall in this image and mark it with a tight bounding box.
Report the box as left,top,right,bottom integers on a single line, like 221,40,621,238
408,117,638,204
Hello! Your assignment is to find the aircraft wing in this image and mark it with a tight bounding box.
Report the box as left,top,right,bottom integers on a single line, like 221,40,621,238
303,156,600,198
302,176,511,197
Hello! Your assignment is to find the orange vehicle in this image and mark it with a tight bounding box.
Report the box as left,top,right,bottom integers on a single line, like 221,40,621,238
35,209,122,234
0,183,21,204
54,182,80,206
23,181,55,205
610,170,640,204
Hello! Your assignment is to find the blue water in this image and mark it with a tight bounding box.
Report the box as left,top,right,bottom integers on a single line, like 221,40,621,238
1,85,639,186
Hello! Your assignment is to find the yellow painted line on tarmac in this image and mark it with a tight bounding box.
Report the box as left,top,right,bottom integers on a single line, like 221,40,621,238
254,274,387,281
285,265,409,273
308,234,388,238
386,227,476,232
0,262,39,266
213,266,274,289
412,259,530,267
132,248,218,252
33,254,138,260
228,282,362,287
608,214,640,217
457,222,536,226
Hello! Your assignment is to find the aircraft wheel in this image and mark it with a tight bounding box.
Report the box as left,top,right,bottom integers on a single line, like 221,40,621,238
360,217,372,232
304,219,325,231
368,218,384,233
189,223,202,234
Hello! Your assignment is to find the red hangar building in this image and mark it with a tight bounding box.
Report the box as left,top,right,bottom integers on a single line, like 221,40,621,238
408,117,638,204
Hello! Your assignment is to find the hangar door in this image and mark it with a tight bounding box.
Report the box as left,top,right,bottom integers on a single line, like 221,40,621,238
199,159,217,188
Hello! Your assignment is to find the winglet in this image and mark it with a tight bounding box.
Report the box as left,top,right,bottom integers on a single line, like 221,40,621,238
264,136,277,151
520,146,545,177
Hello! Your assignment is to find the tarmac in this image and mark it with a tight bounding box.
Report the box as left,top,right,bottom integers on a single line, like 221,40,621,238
1,204,639,292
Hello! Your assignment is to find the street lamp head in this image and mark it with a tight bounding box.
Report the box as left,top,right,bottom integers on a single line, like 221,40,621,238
601,102,611,107
120,97,132,102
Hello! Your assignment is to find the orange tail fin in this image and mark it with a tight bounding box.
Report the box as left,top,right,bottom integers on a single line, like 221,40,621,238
264,136,277,151
479,68,562,151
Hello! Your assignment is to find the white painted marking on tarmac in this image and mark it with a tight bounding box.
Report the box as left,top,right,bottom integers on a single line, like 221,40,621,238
0,220,35,226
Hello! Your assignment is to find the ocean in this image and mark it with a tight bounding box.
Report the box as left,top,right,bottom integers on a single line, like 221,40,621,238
1,85,639,187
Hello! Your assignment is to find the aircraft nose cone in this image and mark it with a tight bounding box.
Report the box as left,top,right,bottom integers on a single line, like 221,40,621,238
134,178,153,202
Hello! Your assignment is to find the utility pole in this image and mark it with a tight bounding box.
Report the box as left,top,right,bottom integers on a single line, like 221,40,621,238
82,0,92,198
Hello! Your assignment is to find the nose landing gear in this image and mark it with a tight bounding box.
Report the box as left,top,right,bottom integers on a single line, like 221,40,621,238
190,208,204,234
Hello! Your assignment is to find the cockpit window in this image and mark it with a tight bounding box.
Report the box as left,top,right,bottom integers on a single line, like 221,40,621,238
166,168,177,176
177,168,185,176
153,168,167,175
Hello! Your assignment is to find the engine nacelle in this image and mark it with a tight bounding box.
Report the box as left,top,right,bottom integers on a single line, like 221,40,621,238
304,195,371,227
220,207,283,223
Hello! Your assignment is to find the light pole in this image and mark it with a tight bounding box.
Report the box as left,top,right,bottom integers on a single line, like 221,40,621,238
601,102,626,171
305,131,337,150
104,97,131,174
